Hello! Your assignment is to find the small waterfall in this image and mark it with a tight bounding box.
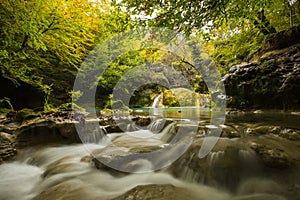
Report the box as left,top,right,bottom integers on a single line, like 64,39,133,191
238,149,261,176
148,118,166,132
0,112,294,200
152,95,161,108
177,153,203,183
207,151,225,166
155,122,177,141
126,123,138,132
0,144,233,200
81,126,108,144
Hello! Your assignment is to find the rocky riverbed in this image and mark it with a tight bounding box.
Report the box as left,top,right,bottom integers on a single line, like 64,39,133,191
0,110,299,200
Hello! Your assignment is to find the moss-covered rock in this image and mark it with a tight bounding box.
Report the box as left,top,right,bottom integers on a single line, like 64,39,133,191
14,108,39,123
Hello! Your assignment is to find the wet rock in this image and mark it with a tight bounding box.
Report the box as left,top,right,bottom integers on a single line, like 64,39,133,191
98,116,123,133
278,128,300,141
221,125,241,138
0,132,16,163
250,143,290,169
32,179,107,200
111,184,213,200
42,160,90,178
169,138,260,191
245,126,276,136
264,25,300,51
91,136,165,175
0,123,19,134
133,116,152,127
15,119,80,147
236,178,284,196
13,108,39,123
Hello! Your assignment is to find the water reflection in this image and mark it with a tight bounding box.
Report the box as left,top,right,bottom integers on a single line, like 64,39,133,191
132,107,212,120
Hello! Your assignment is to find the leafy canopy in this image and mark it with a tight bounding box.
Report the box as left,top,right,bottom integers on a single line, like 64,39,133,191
118,0,300,71
0,0,132,107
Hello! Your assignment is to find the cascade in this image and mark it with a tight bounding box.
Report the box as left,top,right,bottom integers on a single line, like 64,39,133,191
0,115,293,200
152,95,161,108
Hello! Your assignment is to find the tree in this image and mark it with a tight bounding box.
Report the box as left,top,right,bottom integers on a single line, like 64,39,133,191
118,0,300,36
0,0,132,108
116,0,300,73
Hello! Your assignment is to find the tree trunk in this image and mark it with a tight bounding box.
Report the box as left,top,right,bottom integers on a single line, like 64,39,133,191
289,6,294,28
253,9,277,35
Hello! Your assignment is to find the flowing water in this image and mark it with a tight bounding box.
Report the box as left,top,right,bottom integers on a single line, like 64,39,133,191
152,95,161,108
0,110,299,200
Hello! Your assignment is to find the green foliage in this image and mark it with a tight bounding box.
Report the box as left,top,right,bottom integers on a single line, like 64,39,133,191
0,0,99,108
69,91,83,102
120,0,300,35
3,0,298,110
119,0,300,74
0,0,133,109
58,102,85,111
0,98,14,113
0,0,97,76
95,48,207,108
212,28,265,74
162,90,180,107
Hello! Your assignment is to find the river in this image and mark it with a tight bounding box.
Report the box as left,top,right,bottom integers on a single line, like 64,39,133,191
0,109,299,200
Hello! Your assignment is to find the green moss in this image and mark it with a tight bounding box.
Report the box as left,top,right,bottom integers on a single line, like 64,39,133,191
14,108,38,122
58,102,85,111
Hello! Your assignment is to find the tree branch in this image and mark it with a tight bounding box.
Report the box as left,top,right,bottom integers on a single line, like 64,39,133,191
41,17,58,34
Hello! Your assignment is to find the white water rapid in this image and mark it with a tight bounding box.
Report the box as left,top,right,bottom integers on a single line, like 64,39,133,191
0,118,291,200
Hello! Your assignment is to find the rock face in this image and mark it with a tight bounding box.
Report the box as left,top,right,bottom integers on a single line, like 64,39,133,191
0,132,16,163
264,25,300,51
223,44,300,110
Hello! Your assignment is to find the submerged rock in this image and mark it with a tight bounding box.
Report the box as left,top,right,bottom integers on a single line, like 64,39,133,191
111,184,229,200
32,179,107,200
111,184,199,200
